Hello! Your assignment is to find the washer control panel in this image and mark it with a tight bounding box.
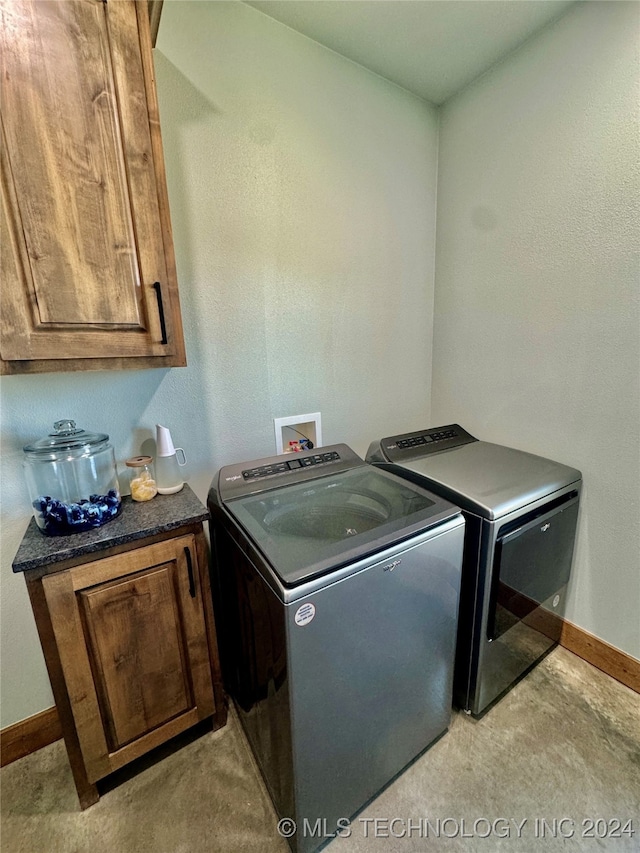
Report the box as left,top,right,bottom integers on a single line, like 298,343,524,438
215,444,362,502
243,451,341,481
379,424,477,462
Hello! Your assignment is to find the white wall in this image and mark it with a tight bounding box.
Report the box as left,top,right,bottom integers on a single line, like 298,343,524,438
432,1,640,657
0,1,439,727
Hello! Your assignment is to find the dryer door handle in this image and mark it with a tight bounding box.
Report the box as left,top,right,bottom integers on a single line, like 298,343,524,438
497,491,579,546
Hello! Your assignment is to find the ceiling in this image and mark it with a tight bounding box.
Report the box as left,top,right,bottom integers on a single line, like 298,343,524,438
244,1,576,104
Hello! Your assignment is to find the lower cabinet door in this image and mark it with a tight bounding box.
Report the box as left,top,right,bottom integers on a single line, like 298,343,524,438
42,534,215,782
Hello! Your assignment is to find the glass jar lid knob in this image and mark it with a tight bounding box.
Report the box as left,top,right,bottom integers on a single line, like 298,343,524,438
52,420,83,436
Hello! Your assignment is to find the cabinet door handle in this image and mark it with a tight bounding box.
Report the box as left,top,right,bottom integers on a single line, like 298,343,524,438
152,282,168,344
184,546,196,598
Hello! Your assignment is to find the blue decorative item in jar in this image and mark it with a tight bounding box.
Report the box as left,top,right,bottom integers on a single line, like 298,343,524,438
23,420,122,536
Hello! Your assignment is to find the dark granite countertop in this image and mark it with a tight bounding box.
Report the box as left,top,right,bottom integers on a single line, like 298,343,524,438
12,484,209,574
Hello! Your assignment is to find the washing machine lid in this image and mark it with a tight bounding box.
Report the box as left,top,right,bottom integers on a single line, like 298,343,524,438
212,444,460,586
371,428,581,520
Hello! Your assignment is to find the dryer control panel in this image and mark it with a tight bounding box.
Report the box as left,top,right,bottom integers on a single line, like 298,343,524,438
377,424,477,462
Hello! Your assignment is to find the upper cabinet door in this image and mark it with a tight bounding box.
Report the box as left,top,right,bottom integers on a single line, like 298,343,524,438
0,0,186,373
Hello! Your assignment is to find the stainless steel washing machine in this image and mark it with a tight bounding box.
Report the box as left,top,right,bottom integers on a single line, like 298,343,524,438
208,444,464,853
367,425,581,718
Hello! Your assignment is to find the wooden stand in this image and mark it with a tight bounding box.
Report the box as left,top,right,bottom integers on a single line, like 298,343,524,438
23,522,226,807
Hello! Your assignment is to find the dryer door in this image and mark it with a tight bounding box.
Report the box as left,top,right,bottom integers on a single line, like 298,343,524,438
471,489,580,716
487,491,580,643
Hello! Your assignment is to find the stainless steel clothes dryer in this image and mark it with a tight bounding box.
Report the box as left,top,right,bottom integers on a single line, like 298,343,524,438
367,425,581,718
208,444,464,853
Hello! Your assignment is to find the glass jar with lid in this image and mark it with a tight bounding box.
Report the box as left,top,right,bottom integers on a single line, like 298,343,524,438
125,456,158,502
23,420,121,536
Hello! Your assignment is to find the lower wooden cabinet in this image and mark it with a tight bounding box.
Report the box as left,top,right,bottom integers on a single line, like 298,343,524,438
25,525,226,807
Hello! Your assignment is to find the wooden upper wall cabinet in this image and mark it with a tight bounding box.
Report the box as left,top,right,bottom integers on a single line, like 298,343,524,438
0,0,186,374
